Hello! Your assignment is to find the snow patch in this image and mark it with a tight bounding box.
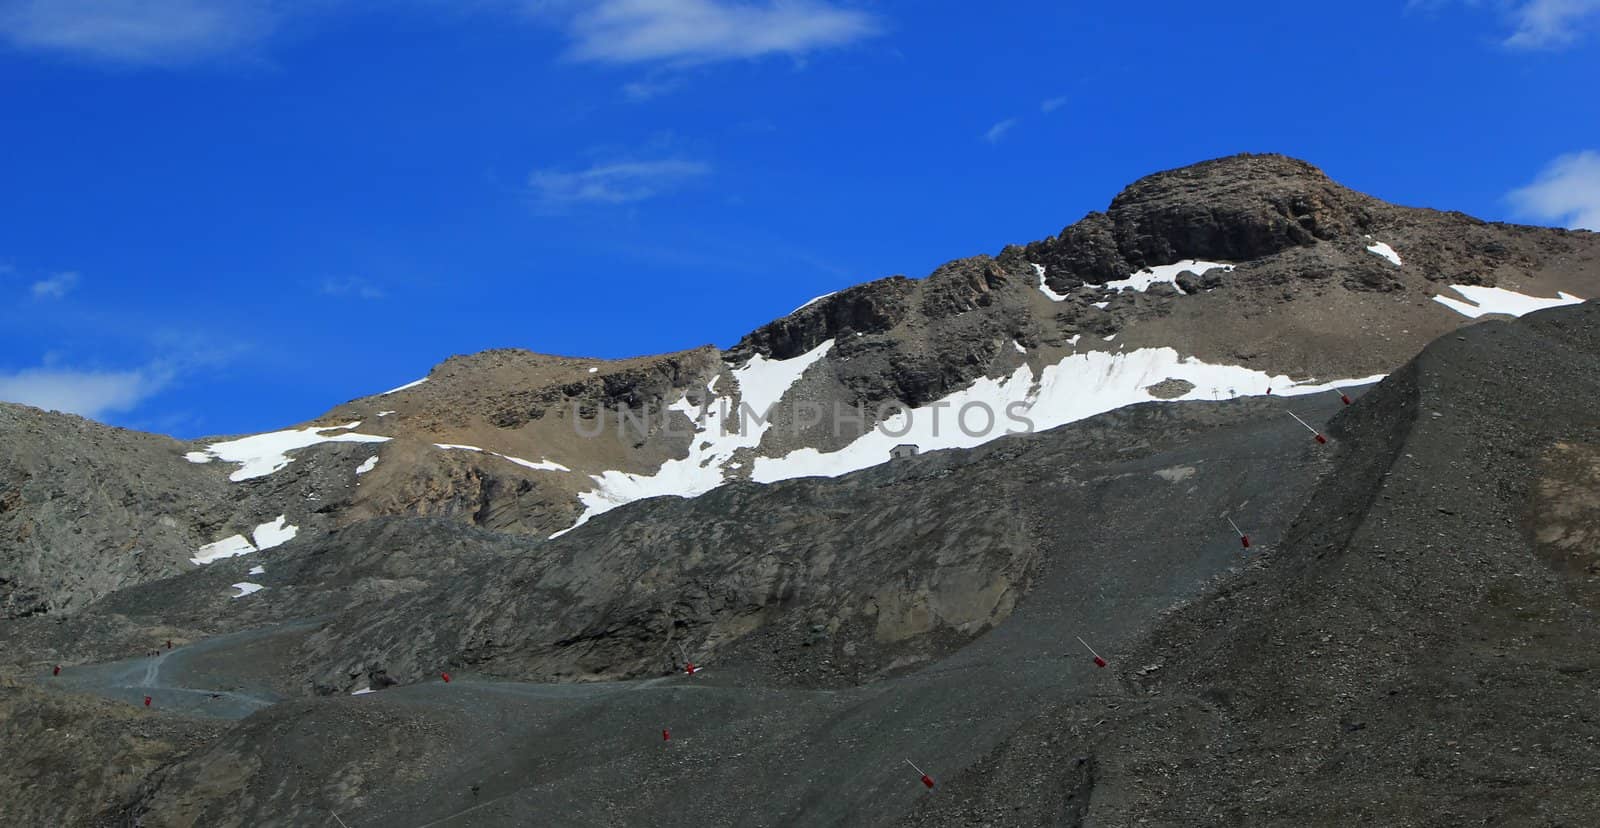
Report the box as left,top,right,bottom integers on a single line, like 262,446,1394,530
588,367,599,373
188,422,391,482
356,456,379,475
1033,263,1071,302
553,339,835,538
1432,285,1584,319
377,410,396,417
351,687,375,696
252,516,297,550
752,348,1387,483
791,291,838,314
191,516,297,565
380,377,428,395
248,565,265,575
434,444,569,472
1366,240,1403,266
1092,301,1110,309
229,582,264,598
190,535,255,565
1098,260,1232,293
183,451,212,464
499,454,571,472
1012,340,1027,354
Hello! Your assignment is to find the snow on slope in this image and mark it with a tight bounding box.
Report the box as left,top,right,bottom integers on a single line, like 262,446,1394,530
356,456,379,475
1432,285,1583,319
191,516,297,564
1366,239,1403,266
552,339,835,538
252,515,297,550
433,444,570,472
1033,263,1070,302
1099,260,1232,293
792,291,838,314
380,377,428,395
752,348,1385,483
549,339,1382,537
190,534,255,566
186,422,391,481
229,583,264,598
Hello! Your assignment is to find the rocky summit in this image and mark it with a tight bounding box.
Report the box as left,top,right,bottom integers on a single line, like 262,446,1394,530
3,154,1599,826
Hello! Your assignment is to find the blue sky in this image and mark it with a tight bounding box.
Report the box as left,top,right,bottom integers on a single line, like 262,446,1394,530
2,0,1597,438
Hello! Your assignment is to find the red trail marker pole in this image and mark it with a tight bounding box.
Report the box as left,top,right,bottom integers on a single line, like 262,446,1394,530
905,758,934,789
1334,387,1352,406
662,729,671,742
1075,636,1108,668
1226,517,1251,549
143,696,152,708
1286,411,1327,444
441,672,452,683
52,665,60,676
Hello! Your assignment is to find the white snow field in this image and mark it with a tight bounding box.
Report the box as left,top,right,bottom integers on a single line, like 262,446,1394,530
551,339,835,538
433,444,570,472
190,516,297,565
550,337,1384,538
1366,240,1403,266
185,422,391,481
355,456,379,475
248,565,266,575
752,348,1385,483
228,582,264,598
1432,285,1584,319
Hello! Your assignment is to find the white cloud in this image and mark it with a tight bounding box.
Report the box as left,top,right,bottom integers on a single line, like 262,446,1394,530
1508,150,1600,230
0,364,172,420
320,277,385,300
0,0,279,65
529,158,711,208
983,118,1017,144
31,271,78,299
1040,96,1067,113
1413,0,1600,49
543,0,881,65
1505,0,1600,48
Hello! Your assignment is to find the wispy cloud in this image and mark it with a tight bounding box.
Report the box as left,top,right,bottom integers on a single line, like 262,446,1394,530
1040,95,1067,113
31,271,79,299
1504,0,1600,48
1411,0,1600,49
539,0,882,66
983,118,1017,144
320,277,386,300
1508,150,1600,230
0,0,279,65
0,362,173,420
529,158,711,209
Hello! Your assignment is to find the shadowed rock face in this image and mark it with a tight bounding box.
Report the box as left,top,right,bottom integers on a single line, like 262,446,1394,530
904,301,1600,826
